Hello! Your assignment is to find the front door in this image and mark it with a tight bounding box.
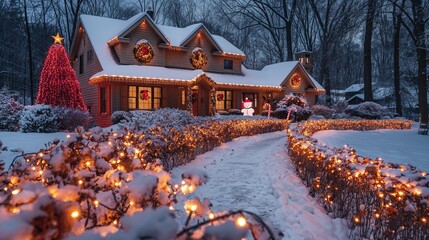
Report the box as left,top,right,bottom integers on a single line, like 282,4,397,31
191,88,199,116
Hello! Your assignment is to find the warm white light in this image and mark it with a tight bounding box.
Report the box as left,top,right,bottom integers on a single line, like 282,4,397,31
11,189,20,195
71,210,79,218
236,216,247,227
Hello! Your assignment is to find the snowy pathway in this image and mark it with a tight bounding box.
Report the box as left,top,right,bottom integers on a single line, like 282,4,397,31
172,131,348,239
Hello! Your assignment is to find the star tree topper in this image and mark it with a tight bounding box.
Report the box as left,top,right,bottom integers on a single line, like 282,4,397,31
52,33,64,45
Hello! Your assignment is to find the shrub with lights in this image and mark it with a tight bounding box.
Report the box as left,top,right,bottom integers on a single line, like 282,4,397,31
287,119,428,239
274,93,312,121
0,118,288,239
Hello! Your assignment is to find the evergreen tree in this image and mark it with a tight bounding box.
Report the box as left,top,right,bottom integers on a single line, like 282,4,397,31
36,34,86,111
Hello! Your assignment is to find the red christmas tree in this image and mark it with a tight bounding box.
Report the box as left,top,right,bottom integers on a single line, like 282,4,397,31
36,33,87,111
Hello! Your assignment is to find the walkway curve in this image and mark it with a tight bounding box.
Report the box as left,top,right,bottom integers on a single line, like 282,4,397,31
172,131,348,239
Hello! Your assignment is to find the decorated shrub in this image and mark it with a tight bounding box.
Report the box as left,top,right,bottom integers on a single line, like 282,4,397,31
311,104,334,119
275,94,312,121
345,101,393,119
19,104,59,133
0,94,23,131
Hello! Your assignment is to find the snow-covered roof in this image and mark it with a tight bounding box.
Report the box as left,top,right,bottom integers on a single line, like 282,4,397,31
344,83,364,93
78,14,324,91
347,93,364,102
157,23,201,46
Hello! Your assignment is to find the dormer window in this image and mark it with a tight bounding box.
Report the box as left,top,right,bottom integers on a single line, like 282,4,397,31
224,59,233,70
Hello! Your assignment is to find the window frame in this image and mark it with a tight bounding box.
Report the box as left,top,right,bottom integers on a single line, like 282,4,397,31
224,59,233,70
87,49,93,63
128,85,162,110
100,87,107,114
79,54,84,74
216,90,232,110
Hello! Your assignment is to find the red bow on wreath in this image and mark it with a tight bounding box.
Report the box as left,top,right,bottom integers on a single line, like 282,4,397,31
217,93,224,101
140,90,150,100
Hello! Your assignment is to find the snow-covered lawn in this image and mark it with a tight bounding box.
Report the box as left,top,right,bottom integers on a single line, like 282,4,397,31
172,131,349,239
313,124,429,172
0,132,68,168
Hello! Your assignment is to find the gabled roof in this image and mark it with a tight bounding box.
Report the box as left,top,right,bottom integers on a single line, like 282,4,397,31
71,14,324,92
347,93,364,103
344,83,364,93
115,12,170,44
179,24,223,52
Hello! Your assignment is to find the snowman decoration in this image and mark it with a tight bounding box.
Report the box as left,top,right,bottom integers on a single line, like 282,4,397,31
241,98,254,116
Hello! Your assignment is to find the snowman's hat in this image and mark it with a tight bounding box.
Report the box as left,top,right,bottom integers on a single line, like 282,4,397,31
242,98,252,108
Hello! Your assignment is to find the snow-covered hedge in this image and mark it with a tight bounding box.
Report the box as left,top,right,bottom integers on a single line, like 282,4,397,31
54,106,95,131
19,105,94,133
345,101,393,119
0,89,24,131
287,119,429,239
0,118,289,239
311,104,334,119
19,104,59,133
114,108,203,131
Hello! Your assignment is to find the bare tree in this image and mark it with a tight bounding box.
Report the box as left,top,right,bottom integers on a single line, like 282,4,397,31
393,0,406,116
307,0,365,105
363,0,377,101
217,0,296,62
22,0,34,104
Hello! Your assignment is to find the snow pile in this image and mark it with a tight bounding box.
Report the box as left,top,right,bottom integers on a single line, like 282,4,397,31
288,119,429,239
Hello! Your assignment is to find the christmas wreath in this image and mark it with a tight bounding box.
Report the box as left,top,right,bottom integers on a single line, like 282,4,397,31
291,74,301,87
190,48,208,69
133,39,154,64
217,93,224,101
139,89,150,100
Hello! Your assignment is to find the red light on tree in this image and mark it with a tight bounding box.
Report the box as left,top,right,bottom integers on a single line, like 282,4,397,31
36,37,87,111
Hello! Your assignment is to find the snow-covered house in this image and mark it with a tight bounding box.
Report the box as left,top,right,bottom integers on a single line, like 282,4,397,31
344,83,364,102
69,12,325,126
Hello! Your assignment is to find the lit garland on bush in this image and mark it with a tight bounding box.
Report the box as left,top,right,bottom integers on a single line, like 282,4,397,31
287,119,428,239
190,48,208,69
133,39,154,64
0,119,289,238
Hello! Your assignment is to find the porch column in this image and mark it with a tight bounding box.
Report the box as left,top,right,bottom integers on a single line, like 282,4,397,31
186,85,193,115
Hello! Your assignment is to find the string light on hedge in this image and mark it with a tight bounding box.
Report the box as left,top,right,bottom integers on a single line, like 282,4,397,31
1,118,289,238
